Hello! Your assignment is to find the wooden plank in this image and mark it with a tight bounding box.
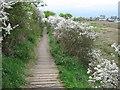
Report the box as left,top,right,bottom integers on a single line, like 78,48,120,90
28,76,59,79
32,72,59,74
29,79,59,82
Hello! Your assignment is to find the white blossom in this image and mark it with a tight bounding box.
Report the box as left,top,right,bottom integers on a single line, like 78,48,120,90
88,50,119,88
111,43,120,55
42,13,119,89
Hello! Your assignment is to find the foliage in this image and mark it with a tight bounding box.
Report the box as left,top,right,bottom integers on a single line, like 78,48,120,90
44,11,56,18
43,16,96,65
59,13,73,19
0,0,16,43
2,2,45,88
43,15,119,88
0,0,45,44
74,17,85,21
48,28,91,88
2,56,25,88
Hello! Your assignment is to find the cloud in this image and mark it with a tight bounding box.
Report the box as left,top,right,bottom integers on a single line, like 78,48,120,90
43,0,119,7
40,0,119,17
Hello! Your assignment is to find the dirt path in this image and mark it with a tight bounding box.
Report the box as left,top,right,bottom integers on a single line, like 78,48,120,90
25,28,64,88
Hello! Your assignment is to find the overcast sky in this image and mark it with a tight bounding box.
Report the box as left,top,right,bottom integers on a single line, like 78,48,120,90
39,0,119,17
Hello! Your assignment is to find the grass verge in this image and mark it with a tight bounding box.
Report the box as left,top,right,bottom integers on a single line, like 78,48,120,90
48,28,91,88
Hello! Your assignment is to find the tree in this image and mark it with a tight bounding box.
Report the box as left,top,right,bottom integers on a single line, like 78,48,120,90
74,17,85,21
59,13,73,19
44,11,56,18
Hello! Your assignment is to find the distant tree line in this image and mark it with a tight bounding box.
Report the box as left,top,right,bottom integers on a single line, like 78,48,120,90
59,13,73,19
44,11,56,18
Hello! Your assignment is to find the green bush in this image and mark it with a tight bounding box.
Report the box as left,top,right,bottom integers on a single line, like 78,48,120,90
59,13,73,19
44,11,56,18
2,2,44,88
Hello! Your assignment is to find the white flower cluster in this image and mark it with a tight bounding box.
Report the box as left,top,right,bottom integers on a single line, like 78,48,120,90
42,15,97,40
0,0,45,44
88,50,119,88
111,43,120,56
0,0,16,43
43,15,119,88
42,16,97,64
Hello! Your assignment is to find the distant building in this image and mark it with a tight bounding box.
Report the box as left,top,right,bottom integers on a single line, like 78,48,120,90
107,16,120,23
87,15,119,22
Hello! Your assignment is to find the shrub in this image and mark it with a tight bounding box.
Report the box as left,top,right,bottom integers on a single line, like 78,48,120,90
1,2,45,88
59,13,73,19
43,16,96,65
43,15,119,88
44,11,56,18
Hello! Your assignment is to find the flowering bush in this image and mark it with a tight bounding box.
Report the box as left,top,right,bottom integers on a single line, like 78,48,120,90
43,15,119,88
88,50,119,88
0,0,45,44
43,15,97,64
0,0,16,43
2,1,46,88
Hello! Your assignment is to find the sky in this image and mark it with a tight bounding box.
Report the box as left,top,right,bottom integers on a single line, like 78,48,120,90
39,0,119,18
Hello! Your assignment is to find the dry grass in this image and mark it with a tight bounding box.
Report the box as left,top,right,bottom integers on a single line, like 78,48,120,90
88,21,118,66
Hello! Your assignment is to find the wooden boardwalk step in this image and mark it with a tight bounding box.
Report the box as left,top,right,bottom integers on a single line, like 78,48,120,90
32,75,58,77
31,72,59,74
30,81,60,85
29,79,59,82
30,70,59,73
32,73,58,75
28,76,59,79
25,29,64,88
29,84,64,88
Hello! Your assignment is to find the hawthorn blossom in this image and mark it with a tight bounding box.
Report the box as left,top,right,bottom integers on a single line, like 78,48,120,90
42,13,119,89
111,43,120,55
0,0,45,43
88,50,119,88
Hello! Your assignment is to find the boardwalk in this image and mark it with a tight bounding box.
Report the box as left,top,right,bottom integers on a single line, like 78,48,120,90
25,29,64,88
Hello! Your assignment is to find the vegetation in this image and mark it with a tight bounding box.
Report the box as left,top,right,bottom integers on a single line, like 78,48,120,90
89,23,107,28
1,0,118,88
44,16,95,65
59,13,73,19
74,17,86,21
89,23,108,32
48,28,91,88
44,15,119,88
2,2,45,88
44,11,56,18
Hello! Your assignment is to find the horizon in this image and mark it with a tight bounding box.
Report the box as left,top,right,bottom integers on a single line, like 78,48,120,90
39,0,119,18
